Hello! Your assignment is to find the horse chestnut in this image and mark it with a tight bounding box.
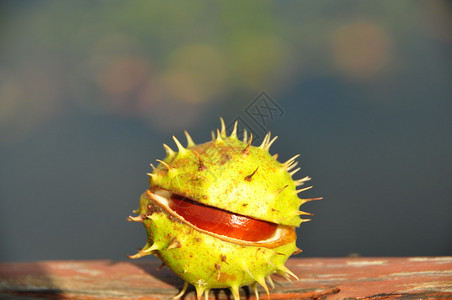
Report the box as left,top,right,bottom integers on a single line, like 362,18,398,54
128,118,320,299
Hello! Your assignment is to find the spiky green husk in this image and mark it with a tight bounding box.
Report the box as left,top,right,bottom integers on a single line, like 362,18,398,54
130,119,315,299
150,128,305,227
135,192,297,299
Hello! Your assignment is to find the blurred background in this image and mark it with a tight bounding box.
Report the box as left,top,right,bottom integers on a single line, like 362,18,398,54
0,0,451,262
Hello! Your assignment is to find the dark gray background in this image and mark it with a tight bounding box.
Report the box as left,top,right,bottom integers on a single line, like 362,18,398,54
1,1,451,262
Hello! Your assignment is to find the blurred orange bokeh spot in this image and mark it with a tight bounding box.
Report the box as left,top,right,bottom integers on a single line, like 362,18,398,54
331,20,392,80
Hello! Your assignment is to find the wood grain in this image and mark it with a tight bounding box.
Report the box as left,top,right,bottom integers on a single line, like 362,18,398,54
1,257,451,299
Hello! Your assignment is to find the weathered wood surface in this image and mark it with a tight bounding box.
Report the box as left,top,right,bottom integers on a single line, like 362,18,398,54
0,257,451,299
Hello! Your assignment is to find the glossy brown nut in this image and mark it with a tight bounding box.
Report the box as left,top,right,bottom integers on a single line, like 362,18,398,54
169,194,277,242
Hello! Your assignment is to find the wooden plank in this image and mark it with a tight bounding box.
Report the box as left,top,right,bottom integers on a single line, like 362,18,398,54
0,257,451,299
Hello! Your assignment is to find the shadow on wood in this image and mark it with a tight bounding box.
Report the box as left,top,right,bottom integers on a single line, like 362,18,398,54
0,257,451,299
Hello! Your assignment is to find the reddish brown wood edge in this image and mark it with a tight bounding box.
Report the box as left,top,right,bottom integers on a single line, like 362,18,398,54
0,257,451,299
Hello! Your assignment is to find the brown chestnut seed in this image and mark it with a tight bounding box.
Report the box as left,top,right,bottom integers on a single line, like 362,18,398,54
169,193,277,242
146,189,296,248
